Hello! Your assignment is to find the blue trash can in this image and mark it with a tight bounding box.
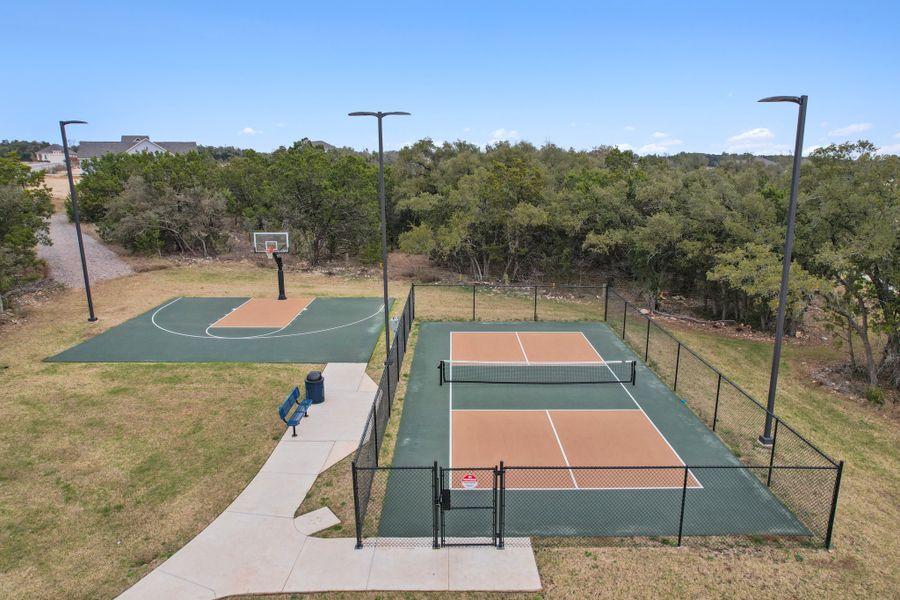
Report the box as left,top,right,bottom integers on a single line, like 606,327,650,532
305,371,325,404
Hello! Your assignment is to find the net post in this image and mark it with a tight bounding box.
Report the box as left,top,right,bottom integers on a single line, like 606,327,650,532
432,461,440,549
674,342,682,391
438,361,444,386
644,318,651,361
766,418,779,487
622,300,628,339
824,460,844,549
603,283,610,321
533,286,538,321
472,284,476,321
351,461,363,549
713,373,722,431
677,465,689,546
631,361,636,386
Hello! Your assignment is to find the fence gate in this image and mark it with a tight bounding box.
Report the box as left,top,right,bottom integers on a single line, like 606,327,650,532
438,466,503,547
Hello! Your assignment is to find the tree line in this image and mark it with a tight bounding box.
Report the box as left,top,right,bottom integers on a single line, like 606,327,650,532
69,138,898,392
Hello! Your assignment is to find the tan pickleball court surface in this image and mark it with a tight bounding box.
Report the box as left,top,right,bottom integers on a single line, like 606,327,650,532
450,331,604,363
210,297,314,328
451,409,699,489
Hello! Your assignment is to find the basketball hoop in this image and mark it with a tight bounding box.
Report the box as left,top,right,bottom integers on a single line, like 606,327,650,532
265,248,276,260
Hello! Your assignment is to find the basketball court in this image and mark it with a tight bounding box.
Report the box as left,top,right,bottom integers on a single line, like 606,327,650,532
47,296,390,363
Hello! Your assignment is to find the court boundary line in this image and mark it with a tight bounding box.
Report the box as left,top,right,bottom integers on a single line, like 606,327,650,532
545,411,578,488
577,331,702,488
150,298,385,340
206,298,253,328
450,485,700,491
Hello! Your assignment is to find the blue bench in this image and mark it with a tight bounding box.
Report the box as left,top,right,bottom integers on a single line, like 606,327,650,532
279,386,314,437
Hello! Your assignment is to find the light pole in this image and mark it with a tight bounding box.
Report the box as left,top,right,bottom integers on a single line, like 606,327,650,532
60,120,97,322
348,111,410,362
757,95,808,445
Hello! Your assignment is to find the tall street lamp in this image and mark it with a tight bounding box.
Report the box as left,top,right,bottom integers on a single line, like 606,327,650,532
757,95,808,445
348,111,410,362
59,119,97,322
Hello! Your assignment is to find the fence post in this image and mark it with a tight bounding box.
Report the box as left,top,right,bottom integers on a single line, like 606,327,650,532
472,284,476,321
384,358,392,415
533,286,538,321
603,283,610,321
411,284,416,320
432,461,440,549
622,301,628,339
677,466,689,546
712,373,722,431
498,460,505,549
674,343,682,391
644,318,651,361
351,462,363,549
824,460,844,549
766,419,779,487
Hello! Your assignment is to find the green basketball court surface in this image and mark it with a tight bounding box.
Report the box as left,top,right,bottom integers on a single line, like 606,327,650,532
376,321,810,540
48,296,389,363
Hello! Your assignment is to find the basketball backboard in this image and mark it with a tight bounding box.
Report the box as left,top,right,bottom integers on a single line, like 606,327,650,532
253,231,290,254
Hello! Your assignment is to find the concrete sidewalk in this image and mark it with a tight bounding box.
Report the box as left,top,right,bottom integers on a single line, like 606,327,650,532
117,363,541,599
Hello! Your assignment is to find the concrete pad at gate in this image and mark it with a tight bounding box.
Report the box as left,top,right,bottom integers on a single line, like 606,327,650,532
448,542,541,591
294,507,340,535
260,441,333,475
367,546,449,590
116,570,215,600
284,537,375,592
160,512,306,596
227,471,316,518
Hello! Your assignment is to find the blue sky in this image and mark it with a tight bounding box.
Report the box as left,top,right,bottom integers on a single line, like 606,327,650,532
2,1,898,154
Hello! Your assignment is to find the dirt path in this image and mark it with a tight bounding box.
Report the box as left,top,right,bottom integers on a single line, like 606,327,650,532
37,174,133,288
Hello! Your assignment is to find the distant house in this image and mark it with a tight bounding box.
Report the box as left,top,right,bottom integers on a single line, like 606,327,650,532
77,135,198,160
35,144,70,164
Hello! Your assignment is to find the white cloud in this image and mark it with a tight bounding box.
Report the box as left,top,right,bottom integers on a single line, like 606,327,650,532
827,123,872,136
615,143,633,151
637,143,669,154
805,145,822,155
894,131,900,138
724,128,788,153
238,127,261,136
878,143,900,155
489,128,519,143
727,128,775,143
636,132,683,155
651,131,669,139
624,125,636,131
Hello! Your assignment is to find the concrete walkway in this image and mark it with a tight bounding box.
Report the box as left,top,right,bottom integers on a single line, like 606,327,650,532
37,213,132,288
117,363,540,599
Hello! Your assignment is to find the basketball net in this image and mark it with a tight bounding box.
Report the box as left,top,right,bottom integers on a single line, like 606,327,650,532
266,248,275,260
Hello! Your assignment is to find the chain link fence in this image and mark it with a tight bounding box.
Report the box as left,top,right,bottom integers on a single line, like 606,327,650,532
349,283,844,549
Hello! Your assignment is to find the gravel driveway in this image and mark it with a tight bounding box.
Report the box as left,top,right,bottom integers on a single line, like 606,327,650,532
37,213,133,288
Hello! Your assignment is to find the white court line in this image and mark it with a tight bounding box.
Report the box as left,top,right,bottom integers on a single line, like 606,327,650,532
577,331,701,488
150,298,384,340
452,485,697,491
514,332,529,363
204,299,316,338
207,298,254,329
545,411,578,488
440,360,625,365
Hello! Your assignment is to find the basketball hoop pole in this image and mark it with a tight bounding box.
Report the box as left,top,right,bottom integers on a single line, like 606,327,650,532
273,252,287,300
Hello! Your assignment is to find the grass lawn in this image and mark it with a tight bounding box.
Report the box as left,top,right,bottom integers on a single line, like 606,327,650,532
1,264,897,599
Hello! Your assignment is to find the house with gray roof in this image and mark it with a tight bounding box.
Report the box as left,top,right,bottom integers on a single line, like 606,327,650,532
77,135,198,160
35,144,69,164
